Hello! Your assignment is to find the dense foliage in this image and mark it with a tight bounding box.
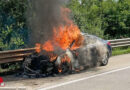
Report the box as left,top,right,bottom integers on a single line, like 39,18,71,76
0,0,130,50
0,0,28,50
68,0,130,39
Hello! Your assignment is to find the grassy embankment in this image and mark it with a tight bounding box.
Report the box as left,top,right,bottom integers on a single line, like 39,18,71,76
112,46,130,56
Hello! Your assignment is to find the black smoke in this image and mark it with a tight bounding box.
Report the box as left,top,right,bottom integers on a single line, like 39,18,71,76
27,0,69,47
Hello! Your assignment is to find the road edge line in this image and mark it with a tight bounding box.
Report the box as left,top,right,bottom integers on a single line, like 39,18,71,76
38,66,130,90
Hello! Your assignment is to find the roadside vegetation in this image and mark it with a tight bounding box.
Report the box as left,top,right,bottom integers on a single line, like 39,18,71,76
0,62,22,76
112,46,130,56
68,0,130,39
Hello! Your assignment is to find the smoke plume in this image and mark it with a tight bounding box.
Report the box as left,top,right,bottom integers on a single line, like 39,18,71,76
27,0,69,47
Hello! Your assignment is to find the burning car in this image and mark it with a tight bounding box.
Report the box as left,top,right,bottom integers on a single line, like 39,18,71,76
22,33,112,77
22,7,112,77
55,33,112,73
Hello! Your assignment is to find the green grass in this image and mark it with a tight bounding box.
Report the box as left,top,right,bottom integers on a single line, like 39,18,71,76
0,62,22,76
112,46,130,56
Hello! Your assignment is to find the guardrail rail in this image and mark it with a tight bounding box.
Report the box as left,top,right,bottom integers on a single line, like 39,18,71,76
0,38,130,64
108,38,130,48
0,48,35,64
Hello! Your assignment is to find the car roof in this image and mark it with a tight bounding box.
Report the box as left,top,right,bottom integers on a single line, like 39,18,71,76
81,32,108,43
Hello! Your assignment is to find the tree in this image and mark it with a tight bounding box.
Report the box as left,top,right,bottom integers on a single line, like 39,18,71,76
68,0,104,38
103,0,130,39
68,0,130,39
0,0,28,50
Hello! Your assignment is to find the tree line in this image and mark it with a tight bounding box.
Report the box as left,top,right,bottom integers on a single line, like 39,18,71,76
68,0,130,39
0,0,130,50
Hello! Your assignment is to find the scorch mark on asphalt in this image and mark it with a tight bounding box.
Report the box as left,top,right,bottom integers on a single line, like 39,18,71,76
38,66,130,90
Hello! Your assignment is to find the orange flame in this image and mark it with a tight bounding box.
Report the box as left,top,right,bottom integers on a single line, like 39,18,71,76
35,8,84,53
61,54,71,64
34,7,84,73
58,68,62,73
35,43,41,53
57,54,71,73
49,53,57,62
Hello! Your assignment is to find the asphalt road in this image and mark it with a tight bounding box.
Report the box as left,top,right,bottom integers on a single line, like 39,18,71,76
44,66,130,90
2,54,130,90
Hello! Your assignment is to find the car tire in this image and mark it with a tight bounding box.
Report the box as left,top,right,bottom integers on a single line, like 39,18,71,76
101,52,109,66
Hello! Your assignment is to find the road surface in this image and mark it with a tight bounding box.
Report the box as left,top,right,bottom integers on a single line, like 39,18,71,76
2,54,130,90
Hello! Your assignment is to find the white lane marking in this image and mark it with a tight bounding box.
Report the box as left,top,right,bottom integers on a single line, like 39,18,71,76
38,66,130,90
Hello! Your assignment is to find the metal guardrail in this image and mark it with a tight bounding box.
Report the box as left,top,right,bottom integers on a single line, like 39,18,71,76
0,48,35,64
0,38,130,64
108,38,130,48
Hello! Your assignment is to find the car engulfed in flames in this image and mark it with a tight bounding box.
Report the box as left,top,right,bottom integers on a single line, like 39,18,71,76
22,33,111,77
21,8,111,78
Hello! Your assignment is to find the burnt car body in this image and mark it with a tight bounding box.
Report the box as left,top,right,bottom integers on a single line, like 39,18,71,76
56,33,112,72
22,33,112,77
81,33,112,66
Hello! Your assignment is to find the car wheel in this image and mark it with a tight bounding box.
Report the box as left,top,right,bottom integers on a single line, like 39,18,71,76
101,53,109,66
